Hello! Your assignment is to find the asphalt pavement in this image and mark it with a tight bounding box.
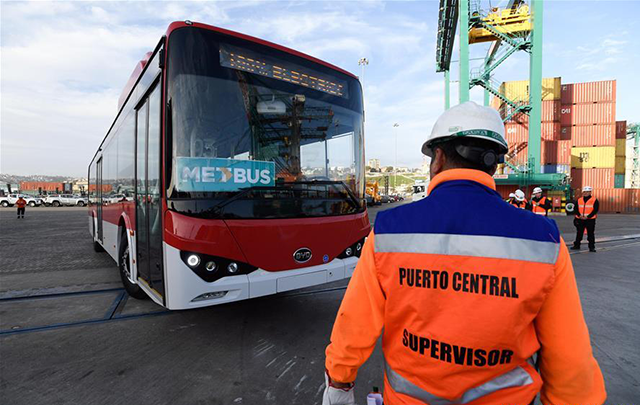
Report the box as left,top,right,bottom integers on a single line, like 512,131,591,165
0,204,638,404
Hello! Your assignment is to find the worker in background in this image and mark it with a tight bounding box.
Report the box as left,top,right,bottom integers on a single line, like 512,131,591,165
506,192,515,204
530,187,552,216
571,186,599,252
510,189,529,210
16,196,27,219
322,101,605,405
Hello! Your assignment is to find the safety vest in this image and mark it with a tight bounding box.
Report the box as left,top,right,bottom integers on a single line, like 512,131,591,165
531,197,548,216
16,199,27,208
510,199,527,209
325,169,605,405
576,197,597,219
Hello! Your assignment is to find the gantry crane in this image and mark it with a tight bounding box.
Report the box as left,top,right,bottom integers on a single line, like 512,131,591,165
628,123,640,188
436,0,569,191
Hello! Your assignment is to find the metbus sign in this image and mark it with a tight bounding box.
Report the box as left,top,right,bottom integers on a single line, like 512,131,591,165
177,157,275,192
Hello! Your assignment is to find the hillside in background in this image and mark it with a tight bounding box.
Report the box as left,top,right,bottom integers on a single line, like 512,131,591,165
0,174,80,184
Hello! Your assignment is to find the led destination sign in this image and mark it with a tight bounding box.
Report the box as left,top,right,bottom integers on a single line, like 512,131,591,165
220,45,347,98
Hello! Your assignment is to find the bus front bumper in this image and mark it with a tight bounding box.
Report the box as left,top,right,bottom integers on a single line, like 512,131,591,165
163,242,358,310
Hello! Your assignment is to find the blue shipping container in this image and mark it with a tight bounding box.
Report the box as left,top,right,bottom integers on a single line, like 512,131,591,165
614,174,625,188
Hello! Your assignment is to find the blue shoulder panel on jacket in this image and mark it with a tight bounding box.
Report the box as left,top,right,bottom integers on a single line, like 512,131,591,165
374,180,560,244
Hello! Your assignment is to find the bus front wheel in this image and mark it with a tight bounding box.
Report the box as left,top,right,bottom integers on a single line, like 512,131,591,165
119,238,147,300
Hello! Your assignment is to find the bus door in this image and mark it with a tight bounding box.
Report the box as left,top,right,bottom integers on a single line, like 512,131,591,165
96,157,103,241
135,82,165,297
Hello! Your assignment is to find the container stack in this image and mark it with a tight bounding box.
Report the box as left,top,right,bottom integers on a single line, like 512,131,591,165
492,78,638,212
561,80,617,191
615,121,626,188
501,77,562,173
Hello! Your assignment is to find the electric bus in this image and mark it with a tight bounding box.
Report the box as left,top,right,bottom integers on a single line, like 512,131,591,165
88,21,369,309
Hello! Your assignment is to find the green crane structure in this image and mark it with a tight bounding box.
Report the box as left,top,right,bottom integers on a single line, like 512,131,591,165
436,0,569,191
628,123,640,189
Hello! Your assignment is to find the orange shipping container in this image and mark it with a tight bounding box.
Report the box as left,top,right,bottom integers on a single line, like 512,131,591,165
506,142,569,166
508,142,546,166
616,121,627,139
543,140,572,165
19,181,65,192
571,168,615,190
505,122,561,143
504,100,561,123
561,80,616,104
590,189,640,213
561,124,615,147
560,102,615,126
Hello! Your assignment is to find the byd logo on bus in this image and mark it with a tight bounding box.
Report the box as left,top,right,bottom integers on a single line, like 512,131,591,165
176,157,275,192
293,248,312,263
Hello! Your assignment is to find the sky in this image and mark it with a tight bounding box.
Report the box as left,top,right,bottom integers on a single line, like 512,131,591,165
1,0,638,177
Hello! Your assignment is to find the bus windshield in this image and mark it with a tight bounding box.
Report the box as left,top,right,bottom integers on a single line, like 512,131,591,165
166,28,365,219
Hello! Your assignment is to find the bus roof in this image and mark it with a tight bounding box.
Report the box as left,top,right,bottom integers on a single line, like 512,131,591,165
165,21,358,80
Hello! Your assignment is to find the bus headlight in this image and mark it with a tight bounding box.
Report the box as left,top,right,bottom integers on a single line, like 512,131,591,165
180,251,257,283
338,237,367,259
187,254,200,267
228,263,239,273
205,261,217,272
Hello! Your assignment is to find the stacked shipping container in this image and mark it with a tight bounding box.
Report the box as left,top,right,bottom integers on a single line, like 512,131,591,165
561,80,617,190
501,78,563,174
493,78,637,212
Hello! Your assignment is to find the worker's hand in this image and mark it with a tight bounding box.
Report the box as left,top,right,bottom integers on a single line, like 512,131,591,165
322,371,355,405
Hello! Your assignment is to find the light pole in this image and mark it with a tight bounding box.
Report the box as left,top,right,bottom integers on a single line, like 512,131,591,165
393,123,399,193
358,57,369,88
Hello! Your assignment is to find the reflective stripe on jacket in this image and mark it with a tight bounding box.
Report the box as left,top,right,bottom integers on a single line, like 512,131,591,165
576,197,597,219
531,197,548,216
325,169,606,405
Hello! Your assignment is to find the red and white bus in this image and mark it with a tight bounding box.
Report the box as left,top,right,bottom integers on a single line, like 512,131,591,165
88,21,369,309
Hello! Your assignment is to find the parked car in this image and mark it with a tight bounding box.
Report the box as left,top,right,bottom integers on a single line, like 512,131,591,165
0,194,43,207
45,194,88,207
380,195,391,204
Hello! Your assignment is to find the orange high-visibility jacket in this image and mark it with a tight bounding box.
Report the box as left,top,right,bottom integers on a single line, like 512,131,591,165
510,199,527,209
531,196,548,216
576,197,597,219
15,199,27,208
326,169,605,405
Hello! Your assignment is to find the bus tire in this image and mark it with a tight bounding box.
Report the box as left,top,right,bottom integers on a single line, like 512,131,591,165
119,237,147,300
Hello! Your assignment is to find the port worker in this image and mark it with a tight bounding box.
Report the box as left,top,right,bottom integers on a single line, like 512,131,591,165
506,192,515,204
510,189,528,209
571,186,599,253
322,101,605,405
530,187,552,216
16,196,27,219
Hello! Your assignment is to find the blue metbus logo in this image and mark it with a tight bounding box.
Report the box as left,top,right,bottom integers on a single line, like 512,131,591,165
176,157,275,192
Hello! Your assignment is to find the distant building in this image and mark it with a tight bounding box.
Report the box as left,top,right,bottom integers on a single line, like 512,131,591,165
73,179,88,194
20,181,65,194
368,158,380,170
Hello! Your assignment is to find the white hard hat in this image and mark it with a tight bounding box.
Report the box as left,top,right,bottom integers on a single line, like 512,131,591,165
583,186,593,192
422,101,508,158
508,193,515,198
515,189,525,201
533,187,542,194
